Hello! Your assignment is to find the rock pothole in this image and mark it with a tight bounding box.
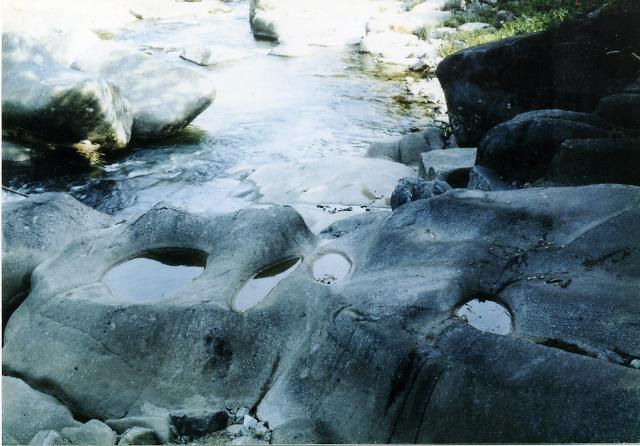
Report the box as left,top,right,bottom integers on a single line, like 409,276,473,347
233,257,302,313
312,252,351,285
456,298,512,335
102,248,207,302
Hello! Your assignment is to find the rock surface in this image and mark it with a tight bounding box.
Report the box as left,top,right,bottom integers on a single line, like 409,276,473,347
2,376,81,445
436,1,640,146
2,193,112,320
476,110,615,184
419,147,477,187
390,177,451,210
61,420,117,446
366,128,445,165
2,33,133,149
4,185,640,443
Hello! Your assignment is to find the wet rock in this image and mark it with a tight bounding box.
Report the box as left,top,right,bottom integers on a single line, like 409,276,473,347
2,376,80,445
476,110,614,184
51,32,216,141
268,42,312,57
28,430,64,446
106,416,171,444
390,177,452,210
4,186,640,443
2,32,132,149
61,420,117,446
467,165,510,191
419,148,477,187
549,138,640,186
117,428,158,445
436,1,640,145
170,409,230,439
367,128,445,165
2,193,112,320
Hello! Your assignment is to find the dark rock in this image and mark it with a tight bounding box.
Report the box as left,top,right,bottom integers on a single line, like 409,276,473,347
549,138,640,186
170,410,230,439
467,165,511,191
418,148,477,187
476,110,614,183
270,419,336,444
595,92,640,131
436,1,640,146
390,177,452,210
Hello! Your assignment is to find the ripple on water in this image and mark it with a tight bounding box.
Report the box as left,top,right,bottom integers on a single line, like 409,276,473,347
455,298,512,335
233,257,302,313
102,249,207,302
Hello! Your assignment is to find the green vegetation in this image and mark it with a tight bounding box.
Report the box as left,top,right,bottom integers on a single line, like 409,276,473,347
416,0,614,57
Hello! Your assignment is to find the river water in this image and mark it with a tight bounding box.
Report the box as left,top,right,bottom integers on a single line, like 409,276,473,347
3,1,436,222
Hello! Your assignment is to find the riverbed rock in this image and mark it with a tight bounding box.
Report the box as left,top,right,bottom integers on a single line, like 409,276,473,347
117,427,158,446
467,165,510,191
28,430,64,446
549,138,640,186
61,420,117,446
390,177,451,210
367,128,445,165
476,110,615,184
2,33,133,149
595,92,640,132
419,147,476,187
68,38,216,141
436,1,640,146
2,193,112,320
3,186,640,443
170,409,230,439
2,376,81,445
106,416,171,444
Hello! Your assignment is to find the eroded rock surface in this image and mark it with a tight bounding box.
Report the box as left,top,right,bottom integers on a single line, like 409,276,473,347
2,193,112,319
4,185,640,443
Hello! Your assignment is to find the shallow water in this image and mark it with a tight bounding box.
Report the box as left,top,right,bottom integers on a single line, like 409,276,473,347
312,252,351,284
456,299,512,335
102,249,207,301
3,1,434,218
233,257,302,312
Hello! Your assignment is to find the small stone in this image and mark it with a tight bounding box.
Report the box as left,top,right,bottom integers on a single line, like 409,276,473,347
243,415,258,430
28,430,63,446
170,409,230,439
234,408,250,424
227,424,243,437
117,427,158,445
631,359,640,369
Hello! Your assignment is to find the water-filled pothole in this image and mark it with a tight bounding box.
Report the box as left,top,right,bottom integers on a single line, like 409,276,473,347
233,257,302,313
312,252,351,285
455,298,512,335
102,249,207,302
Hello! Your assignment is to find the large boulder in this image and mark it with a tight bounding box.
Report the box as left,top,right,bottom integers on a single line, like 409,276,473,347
3,185,640,443
45,31,216,141
2,33,132,149
436,1,640,146
2,193,112,320
2,376,80,445
476,110,616,184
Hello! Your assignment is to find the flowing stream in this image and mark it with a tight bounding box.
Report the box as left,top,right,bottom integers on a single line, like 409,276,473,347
3,1,436,220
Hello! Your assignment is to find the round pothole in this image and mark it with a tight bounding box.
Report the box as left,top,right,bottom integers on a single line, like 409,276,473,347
233,257,302,313
312,252,351,285
102,248,207,302
455,298,512,335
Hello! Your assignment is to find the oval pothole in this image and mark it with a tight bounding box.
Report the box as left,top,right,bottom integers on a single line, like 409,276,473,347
102,248,207,302
455,298,512,335
233,257,302,313
312,252,351,285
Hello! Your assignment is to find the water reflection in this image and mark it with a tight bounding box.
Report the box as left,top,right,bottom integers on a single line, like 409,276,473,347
456,298,512,335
